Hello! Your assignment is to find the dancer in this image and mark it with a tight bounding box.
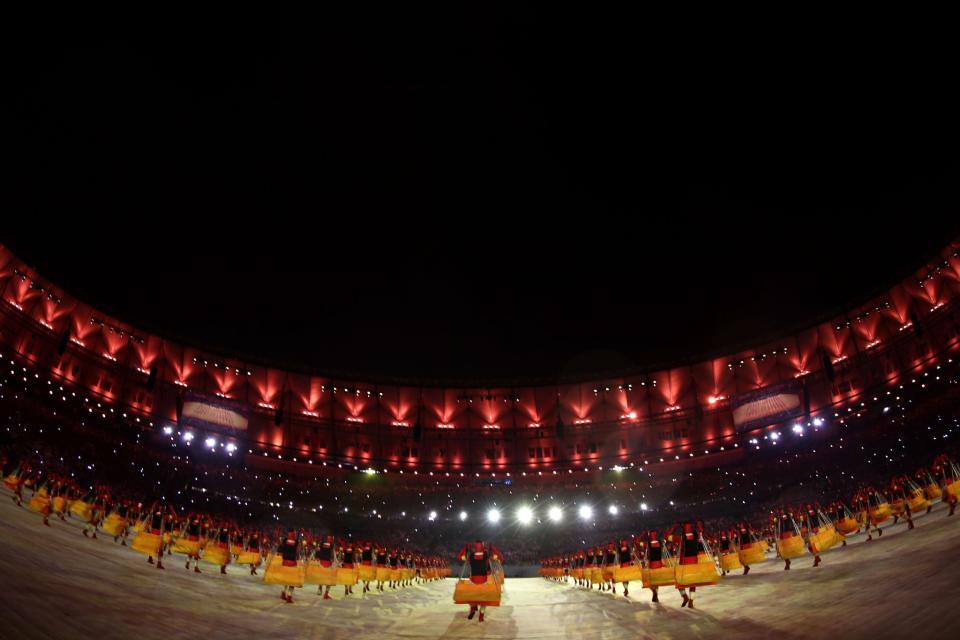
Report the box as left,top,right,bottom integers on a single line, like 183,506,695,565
264,528,305,603
306,534,338,599
454,540,503,623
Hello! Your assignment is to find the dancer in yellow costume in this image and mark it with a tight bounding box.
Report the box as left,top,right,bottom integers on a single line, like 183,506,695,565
774,509,806,570
264,529,305,603
736,522,767,572
641,530,675,603
454,541,502,623
305,534,338,599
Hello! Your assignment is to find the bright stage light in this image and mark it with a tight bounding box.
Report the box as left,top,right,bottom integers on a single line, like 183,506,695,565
204,437,217,448
578,505,593,520
459,511,468,521
428,511,437,521
770,432,780,441
792,424,804,434
225,443,237,453
182,432,194,442
813,417,824,427
487,509,501,523
548,506,562,522
608,505,619,515
162,425,173,435
640,502,649,511
517,506,534,525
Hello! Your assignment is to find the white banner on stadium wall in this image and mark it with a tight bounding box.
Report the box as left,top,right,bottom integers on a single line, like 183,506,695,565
180,391,250,433
731,382,802,431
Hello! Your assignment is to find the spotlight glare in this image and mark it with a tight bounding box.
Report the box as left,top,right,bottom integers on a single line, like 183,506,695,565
487,508,501,523
640,502,648,511
182,432,194,442
517,506,534,525
608,505,619,515
459,511,468,521
792,424,804,434
204,437,217,448
225,443,237,453
548,506,562,522
162,425,173,435
428,511,437,521
813,417,824,427
578,505,593,520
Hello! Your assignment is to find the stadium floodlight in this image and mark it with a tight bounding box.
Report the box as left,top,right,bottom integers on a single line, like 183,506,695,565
487,508,501,523
182,432,194,442
428,511,437,521
205,437,217,448
578,505,593,520
517,506,534,525
459,511,468,521
640,502,648,511
548,506,563,522
608,505,619,515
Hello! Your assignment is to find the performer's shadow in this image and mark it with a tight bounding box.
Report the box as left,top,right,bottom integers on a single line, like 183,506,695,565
438,606,518,639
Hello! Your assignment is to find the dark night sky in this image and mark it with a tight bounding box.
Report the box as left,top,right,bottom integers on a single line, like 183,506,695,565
3,13,959,383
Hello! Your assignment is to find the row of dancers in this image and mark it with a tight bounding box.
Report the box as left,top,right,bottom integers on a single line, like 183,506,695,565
2,454,450,604
539,452,960,608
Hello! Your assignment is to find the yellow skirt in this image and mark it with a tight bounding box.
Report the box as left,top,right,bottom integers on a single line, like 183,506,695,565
453,578,501,606
358,565,376,581
870,503,892,525
52,496,67,513
262,555,305,587
675,559,719,587
891,500,906,516
809,526,840,553
28,494,51,514
388,568,401,581
375,567,391,581
642,565,676,588
101,514,128,536
738,544,767,565
720,552,742,572
2,475,18,491
230,544,243,556
131,532,162,557
202,543,231,566
908,491,931,512
837,517,860,535
236,551,262,565
663,556,678,568
336,567,359,585
776,535,807,559
69,501,92,521
305,562,338,585
946,481,960,500
612,564,643,582
171,539,201,556
926,483,942,500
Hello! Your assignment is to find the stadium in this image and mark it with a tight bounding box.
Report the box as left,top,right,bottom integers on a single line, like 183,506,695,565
4,17,960,640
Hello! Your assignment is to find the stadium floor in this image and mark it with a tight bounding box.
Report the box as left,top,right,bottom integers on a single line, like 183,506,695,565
1,491,958,639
